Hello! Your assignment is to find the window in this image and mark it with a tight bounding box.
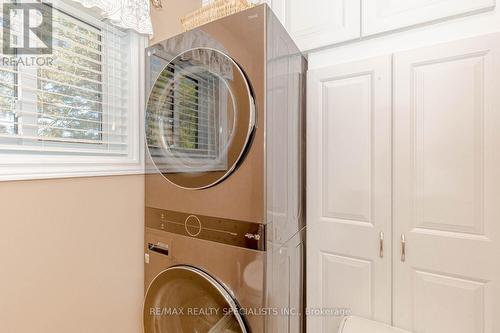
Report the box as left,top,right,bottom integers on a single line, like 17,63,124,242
0,61,16,136
0,1,144,180
37,11,104,144
0,12,17,136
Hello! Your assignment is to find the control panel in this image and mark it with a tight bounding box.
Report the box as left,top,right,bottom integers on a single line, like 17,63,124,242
145,208,266,251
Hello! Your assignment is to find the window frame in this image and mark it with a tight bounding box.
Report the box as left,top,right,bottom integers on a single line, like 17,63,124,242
0,0,145,181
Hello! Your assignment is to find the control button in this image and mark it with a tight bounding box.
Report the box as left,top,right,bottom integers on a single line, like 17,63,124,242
185,215,202,237
245,233,261,241
160,213,166,230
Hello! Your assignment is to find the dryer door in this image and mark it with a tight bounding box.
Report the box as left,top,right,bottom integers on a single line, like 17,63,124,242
146,48,255,190
143,265,248,333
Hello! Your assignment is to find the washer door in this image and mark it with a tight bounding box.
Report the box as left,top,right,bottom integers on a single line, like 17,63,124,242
146,48,255,190
143,266,248,333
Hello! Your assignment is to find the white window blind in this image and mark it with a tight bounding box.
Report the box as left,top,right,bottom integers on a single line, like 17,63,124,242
0,3,130,156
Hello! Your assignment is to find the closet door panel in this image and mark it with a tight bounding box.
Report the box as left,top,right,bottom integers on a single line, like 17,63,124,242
307,56,392,333
362,0,496,36
268,0,361,51
393,33,500,333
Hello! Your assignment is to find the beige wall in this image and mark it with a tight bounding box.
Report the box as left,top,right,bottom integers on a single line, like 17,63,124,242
0,175,144,333
149,0,202,44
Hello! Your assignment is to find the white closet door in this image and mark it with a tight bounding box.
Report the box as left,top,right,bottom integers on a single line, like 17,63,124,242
393,33,500,333
307,56,392,333
267,0,361,51
362,0,496,36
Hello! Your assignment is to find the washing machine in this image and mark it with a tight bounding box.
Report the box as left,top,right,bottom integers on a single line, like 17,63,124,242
144,216,265,332
144,4,306,332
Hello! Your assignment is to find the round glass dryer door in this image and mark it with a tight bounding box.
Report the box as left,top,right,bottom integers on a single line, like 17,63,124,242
146,48,256,190
143,266,248,333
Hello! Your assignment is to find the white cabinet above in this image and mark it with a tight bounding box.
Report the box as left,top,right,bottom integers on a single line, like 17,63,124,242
362,0,496,36
265,0,496,52
266,0,361,51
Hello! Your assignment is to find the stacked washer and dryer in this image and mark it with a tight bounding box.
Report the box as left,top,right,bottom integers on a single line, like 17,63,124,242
143,4,307,333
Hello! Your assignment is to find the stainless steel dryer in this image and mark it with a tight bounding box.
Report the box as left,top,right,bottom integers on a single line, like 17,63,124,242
144,4,306,332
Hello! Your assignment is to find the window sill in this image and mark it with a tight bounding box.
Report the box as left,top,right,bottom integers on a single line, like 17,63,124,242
0,158,145,182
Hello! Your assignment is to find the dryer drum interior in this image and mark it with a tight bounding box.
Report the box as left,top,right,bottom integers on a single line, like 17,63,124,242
143,265,248,333
146,47,256,190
